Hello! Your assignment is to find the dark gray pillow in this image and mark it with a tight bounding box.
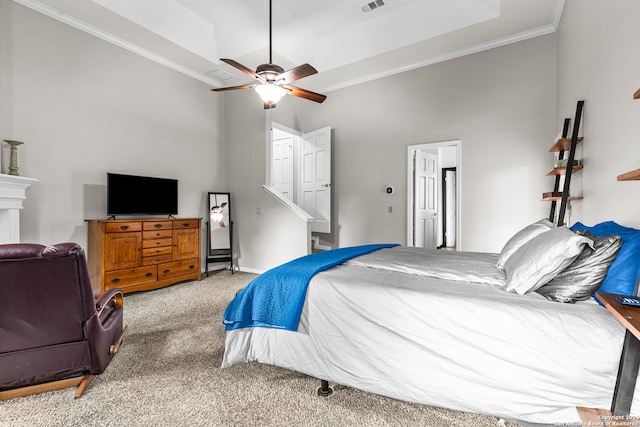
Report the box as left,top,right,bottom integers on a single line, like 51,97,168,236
536,232,622,303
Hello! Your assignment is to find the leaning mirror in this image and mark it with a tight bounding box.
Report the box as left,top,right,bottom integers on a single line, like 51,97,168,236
206,192,233,274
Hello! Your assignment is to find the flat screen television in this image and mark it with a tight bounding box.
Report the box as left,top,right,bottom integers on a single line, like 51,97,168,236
107,173,178,216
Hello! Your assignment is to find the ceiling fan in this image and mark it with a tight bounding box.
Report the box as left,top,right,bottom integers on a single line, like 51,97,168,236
211,0,326,109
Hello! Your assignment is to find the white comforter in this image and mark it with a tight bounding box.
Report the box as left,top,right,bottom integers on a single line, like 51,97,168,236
222,247,639,424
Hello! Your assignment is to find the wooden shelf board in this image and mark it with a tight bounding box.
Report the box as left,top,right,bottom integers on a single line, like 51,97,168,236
549,137,584,152
617,169,640,181
634,88,640,99
546,165,583,176
542,195,583,202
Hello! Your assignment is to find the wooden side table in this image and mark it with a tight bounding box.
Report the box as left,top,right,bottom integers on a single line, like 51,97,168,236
596,292,640,415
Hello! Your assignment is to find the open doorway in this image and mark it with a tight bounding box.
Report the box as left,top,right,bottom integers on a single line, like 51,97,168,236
440,167,457,249
268,122,332,234
407,140,461,250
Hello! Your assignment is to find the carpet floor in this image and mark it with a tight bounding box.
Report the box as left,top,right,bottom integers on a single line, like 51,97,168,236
1,270,517,427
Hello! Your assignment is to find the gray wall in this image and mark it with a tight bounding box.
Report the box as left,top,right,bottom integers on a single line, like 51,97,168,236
556,0,640,230
1,3,225,265
300,34,557,253
224,90,310,272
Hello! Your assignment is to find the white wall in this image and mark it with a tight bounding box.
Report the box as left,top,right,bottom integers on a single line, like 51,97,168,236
224,89,309,272
0,3,225,265
556,0,640,229
300,35,557,253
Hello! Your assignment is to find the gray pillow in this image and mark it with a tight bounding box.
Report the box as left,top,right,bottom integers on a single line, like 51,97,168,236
504,226,593,295
536,232,622,303
496,219,554,268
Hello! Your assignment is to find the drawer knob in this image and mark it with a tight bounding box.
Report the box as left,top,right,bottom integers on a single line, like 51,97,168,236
163,269,170,274
120,225,129,230
111,278,121,283
145,272,153,278
188,265,195,269
154,224,162,228
182,223,189,227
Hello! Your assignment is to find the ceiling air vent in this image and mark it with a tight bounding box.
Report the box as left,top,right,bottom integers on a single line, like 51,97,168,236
206,68,235,82
361,0,385,13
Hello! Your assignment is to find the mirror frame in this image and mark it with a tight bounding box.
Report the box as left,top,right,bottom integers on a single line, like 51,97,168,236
206,192,232,269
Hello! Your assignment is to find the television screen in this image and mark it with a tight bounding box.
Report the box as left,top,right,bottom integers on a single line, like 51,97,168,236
107,173,178,216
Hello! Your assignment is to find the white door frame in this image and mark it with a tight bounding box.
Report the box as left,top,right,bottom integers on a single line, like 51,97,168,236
407,140,462,249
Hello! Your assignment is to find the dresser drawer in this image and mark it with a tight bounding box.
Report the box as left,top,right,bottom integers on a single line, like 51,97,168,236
143,221,173,231
105,266,157,290
142,246,173,257
105,221,142,233
158,258,199,280
174,220,199,229
143,229,172,240
142,254,172,265
142,237,173,249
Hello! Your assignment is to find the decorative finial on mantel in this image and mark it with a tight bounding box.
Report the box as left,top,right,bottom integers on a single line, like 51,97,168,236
3,140,24,176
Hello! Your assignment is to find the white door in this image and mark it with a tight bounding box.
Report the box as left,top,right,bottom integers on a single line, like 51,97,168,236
414,151,437,248
300,126,331,233
271,128,294,200
445,169,456,247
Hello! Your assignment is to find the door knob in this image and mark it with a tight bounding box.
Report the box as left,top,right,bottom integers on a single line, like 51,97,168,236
322,183,331,188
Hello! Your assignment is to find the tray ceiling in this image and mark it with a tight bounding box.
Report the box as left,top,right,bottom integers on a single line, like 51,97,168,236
15,0,564,93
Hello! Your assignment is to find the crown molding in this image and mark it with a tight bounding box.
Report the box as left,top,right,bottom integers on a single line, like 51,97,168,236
320,22,560,93
14,0,565,94
13,0,221,87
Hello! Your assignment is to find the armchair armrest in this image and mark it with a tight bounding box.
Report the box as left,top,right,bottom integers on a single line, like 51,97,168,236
94,288,127,355
96,289,123,324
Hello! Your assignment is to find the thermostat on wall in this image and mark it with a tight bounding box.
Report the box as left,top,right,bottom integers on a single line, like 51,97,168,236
385,185,394,195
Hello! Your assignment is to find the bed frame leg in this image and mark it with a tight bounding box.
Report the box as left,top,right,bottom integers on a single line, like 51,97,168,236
317,379,333,396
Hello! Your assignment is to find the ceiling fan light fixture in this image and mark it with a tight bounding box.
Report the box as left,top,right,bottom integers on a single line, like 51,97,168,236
211,0,325,108
255,83,286,104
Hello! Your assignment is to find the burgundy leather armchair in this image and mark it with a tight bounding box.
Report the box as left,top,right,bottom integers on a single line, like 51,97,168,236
0,243,126,400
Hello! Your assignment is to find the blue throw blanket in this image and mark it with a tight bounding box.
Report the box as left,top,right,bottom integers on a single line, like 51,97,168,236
223,244,398,331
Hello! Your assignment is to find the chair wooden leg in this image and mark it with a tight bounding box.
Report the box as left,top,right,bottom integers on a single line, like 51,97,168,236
74,374,95,398
0,376,84,401
110,324,128,355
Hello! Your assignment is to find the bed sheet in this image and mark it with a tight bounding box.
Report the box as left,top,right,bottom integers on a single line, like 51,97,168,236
222,249,639,424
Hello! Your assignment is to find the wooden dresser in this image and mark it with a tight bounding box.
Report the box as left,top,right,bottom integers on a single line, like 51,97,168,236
86,218,201,296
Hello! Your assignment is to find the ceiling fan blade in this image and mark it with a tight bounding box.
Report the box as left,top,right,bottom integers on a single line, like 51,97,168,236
211,84,256,92
279,63,318,84
220,58,264,82
282,85,327,103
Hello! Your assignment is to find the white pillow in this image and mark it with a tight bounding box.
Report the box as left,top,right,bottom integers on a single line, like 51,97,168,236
504,226,594,295
496,219,554,268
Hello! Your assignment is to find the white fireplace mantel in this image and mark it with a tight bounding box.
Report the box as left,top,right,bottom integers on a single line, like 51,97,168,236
0,174,38,244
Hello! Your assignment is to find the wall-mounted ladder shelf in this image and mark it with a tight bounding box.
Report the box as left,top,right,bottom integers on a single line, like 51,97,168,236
545,100,584,226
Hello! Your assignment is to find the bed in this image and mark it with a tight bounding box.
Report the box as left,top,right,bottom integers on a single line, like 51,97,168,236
221,220,640,424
